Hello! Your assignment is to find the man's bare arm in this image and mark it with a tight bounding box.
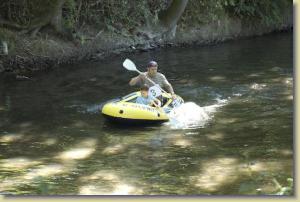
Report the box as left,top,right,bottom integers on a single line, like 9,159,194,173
162,75,175,94
129,75,141,86
165,83,175,95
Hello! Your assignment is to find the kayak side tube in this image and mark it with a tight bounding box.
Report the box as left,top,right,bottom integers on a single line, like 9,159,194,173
101,102,169,122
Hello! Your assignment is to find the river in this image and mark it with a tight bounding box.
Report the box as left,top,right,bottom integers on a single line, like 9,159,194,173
0,32,293,195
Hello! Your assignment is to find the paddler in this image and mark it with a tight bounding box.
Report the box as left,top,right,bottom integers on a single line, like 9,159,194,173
129,61,176,99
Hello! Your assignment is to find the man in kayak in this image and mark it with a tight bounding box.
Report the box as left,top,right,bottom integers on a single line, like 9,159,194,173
136,84,161,107
129,61,176,99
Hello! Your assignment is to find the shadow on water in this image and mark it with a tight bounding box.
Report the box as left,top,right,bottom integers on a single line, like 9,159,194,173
0,32,293,195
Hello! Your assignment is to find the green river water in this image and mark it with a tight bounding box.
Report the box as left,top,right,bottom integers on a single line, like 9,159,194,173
0,32,293,195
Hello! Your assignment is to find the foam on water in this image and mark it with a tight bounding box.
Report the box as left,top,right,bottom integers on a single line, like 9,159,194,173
166,99,227,129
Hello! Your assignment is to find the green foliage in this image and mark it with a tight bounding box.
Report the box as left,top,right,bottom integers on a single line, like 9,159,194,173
0,0,292,35
222,0,292,25
0,0,32,27
63,0,77,30
0,0,63,27
179,0,291,28
60,0,167,32
179,0,226,28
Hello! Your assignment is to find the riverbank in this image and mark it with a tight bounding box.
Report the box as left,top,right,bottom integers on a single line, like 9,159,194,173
0,2,293,76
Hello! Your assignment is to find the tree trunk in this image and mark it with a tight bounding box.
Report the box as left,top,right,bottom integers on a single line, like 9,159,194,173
50,0,66,33
159,0,188,31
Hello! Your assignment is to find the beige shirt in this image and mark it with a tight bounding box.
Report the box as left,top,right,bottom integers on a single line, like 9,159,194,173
136,72,174,94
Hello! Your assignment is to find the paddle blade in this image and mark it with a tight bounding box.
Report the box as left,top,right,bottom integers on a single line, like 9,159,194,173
123,59,137,71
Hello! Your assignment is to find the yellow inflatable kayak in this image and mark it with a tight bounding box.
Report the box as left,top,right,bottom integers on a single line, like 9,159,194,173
101,91,184,124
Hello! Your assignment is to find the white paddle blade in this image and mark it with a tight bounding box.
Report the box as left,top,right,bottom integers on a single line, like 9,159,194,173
123,59,137,71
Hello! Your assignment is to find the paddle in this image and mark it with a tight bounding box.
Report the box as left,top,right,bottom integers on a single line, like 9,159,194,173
123,58,171,98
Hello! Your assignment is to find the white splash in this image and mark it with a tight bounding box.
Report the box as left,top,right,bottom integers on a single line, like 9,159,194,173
166,99,227,129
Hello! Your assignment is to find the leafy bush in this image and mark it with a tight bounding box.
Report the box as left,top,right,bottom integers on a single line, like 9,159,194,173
62,0,168,31
0,0,292,33
222,0,291,25
179,0,291,28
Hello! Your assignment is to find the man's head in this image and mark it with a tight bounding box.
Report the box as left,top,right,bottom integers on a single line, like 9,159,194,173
147,61,158,77
140,84,149,97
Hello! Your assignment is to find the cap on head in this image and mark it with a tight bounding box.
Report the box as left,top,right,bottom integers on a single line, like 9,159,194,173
147,61,158,68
